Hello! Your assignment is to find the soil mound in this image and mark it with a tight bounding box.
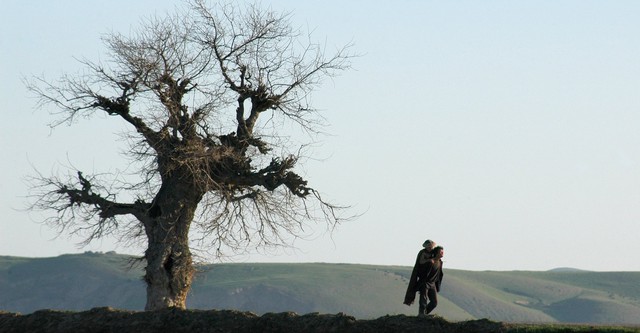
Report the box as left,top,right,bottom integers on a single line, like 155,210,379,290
0,307,507,333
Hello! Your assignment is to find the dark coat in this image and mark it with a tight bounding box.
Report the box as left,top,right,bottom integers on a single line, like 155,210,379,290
403,249,443,305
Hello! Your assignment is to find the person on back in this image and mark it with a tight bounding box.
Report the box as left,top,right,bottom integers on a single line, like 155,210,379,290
404,242,445,316
403,239,436,306
416,246,444,316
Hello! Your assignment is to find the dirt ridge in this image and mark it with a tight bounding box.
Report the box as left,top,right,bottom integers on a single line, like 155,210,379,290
0,307,507,333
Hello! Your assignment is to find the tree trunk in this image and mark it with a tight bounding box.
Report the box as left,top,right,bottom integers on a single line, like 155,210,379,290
143,181,200,310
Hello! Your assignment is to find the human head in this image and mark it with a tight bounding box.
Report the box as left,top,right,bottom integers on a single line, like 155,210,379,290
422,239,436,251
432,246,444,259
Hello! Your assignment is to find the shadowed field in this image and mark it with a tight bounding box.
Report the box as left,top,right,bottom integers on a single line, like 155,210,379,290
2,252,640,325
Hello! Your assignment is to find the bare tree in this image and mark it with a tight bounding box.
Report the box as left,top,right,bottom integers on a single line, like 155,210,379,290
27,0,354,310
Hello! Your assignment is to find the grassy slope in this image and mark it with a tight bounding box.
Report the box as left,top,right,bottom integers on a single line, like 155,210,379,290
443,270,640,325
188,263,473,320
1,253,640,325
0,253,145,312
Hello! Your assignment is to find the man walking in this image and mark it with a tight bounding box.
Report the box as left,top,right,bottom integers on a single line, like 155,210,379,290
417,246,444,316
404,243,445,316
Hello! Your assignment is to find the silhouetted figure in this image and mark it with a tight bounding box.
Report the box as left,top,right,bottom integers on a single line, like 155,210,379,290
403,239,436,306
404,242,444,316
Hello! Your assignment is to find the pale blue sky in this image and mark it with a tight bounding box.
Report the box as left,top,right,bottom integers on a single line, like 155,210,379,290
2,1,640,271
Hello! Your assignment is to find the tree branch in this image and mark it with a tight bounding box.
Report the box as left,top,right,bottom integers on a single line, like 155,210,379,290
58,172,147,220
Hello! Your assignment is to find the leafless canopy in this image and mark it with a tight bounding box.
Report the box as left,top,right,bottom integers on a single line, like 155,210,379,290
27,0,355,259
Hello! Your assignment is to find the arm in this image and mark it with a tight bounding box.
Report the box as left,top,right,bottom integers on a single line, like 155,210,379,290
435,261,444,292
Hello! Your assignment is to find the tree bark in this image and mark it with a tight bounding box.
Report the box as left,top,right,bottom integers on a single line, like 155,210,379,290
143,181,200,310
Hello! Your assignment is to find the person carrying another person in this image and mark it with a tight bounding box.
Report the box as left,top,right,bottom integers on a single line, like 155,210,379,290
404,240,445,316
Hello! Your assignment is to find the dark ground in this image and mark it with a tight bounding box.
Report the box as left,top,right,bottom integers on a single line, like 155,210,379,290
1,307,636,333
0,307,507,333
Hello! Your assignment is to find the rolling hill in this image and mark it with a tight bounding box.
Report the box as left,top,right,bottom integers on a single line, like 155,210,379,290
1,252,639,325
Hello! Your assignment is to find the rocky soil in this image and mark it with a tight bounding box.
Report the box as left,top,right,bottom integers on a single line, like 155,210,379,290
0,307,508,333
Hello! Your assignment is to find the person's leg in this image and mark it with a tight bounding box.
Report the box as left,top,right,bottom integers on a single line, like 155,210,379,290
418,286,427,316
426,288,438,314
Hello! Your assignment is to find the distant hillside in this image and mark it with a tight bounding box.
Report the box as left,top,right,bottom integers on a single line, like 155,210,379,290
1,252,640,325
